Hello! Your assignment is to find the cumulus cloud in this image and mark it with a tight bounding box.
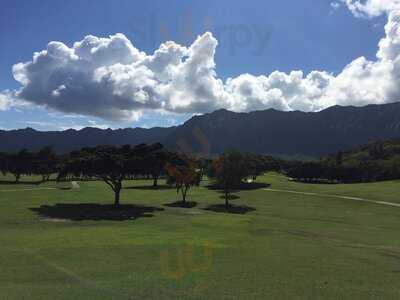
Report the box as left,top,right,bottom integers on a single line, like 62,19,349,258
0,90,20,111
7,2,400,120
0,93,11,111
225,3,400,112
12,32,230,121
340,0,400,18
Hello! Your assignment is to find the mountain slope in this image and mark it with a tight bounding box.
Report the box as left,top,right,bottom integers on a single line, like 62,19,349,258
0,127,176,153
166,102,400,156
1,102,400,156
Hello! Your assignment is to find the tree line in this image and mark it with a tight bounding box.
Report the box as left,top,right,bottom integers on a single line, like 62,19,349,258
285,140,400,183
0,146,59,183
4,139,396,208
0,145,278,209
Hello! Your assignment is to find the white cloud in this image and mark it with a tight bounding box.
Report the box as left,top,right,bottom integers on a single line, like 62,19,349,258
0,90,22,111
18,117,113,131
225,70,332,112
87,120,110,129
7,3,400,120
331,2,341,11
0,92,11,111
340,0,400,18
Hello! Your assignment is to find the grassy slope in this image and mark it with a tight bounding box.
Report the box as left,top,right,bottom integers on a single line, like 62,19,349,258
0,174,399,299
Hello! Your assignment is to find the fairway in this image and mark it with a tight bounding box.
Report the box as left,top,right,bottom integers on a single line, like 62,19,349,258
1,173,400,299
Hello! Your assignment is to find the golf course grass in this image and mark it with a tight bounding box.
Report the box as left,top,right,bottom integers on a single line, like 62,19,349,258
0,173,399,299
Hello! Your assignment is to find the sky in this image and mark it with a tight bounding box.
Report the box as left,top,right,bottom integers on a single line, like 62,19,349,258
0,0,398,131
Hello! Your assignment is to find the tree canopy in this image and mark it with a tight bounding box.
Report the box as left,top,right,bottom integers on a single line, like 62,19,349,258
210,151,251,208
165,154,201,204
59,144,169,207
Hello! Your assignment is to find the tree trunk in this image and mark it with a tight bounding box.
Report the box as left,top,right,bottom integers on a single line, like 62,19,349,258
114,189,120,208
182,188,187,204
182,189,186,203
114,181,122,208
15,174,20,183
225,190,229,209
153,176,158,187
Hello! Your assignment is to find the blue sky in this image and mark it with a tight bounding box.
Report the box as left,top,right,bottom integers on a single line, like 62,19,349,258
0,0,391,131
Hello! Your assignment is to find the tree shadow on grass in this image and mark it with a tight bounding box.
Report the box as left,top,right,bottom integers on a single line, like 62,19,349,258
0,180,42,185
203,204,256,215
30,203,164,221
124,185,175,191
164,201,197,208
206,182,270,191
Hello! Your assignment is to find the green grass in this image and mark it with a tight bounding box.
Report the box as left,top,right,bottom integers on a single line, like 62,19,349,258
0,173,400,299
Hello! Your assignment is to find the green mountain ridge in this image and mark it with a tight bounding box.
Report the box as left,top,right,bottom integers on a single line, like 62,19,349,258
1,102,400,156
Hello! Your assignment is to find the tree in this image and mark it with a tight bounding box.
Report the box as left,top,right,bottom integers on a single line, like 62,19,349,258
32,146,59,182
0,152,8,176
59,145,141,207
165,155,200,204
144,144,169,187
246,154,269,181
369,142,385,159
7,149,33,183
286,161,329,183
211,151,250,208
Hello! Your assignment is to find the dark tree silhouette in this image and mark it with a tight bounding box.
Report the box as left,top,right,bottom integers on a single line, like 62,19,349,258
7,149,34,182
59,145,136,207
0,152,8,176
144,144,169,187
211,151,250,208
58,143,170,207
32,146,59,182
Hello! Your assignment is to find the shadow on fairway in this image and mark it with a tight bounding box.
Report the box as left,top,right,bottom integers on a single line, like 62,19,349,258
58,187,72,190
206,182,270,191
0,180,42,185
30,203,164,221
204,204,256,215
164,201,197,208
125,185,175,190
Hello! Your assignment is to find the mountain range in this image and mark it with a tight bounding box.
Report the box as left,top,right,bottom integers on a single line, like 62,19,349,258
2,102,400,157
